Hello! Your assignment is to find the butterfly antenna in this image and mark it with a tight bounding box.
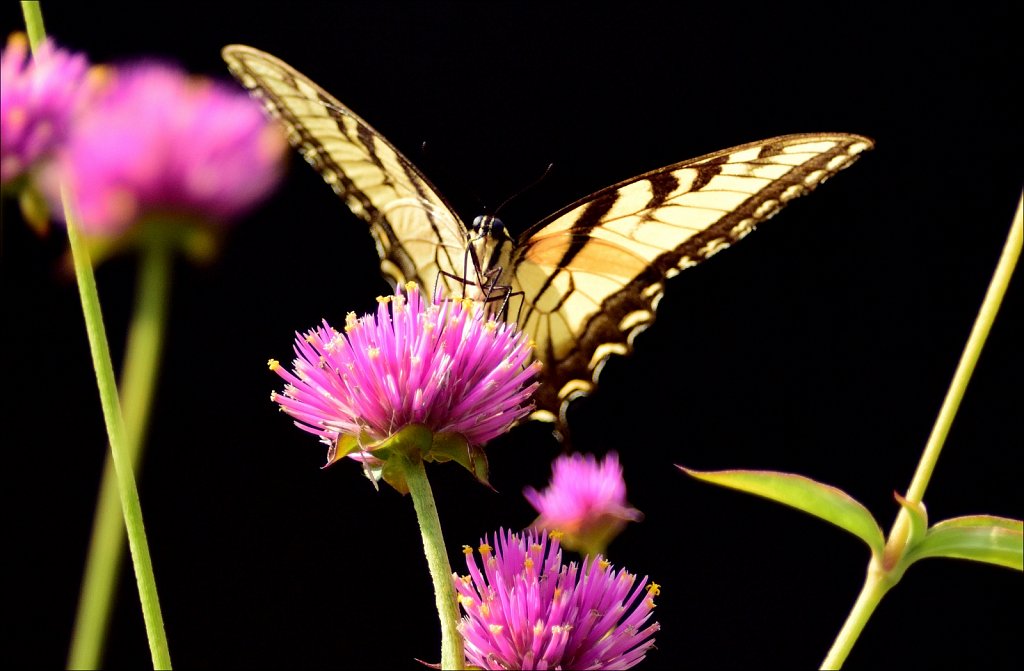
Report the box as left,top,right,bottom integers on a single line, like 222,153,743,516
493,162,555,217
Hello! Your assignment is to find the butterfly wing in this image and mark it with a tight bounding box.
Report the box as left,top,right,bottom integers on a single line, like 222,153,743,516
510,133,874,422
222,44,469,291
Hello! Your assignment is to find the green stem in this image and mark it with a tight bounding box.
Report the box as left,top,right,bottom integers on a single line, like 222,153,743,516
820,560,892,670
20,1,45,46
396,453,465,670
886,195,1022,565
821,195,1023,669
21,7,172,664
60,188,172,669
68,240,173,669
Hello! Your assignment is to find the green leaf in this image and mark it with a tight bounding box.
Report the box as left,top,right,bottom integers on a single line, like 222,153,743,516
428,432,491,488
380,459,410,495
678,466,886,558
323,434,362,469
18,181,51,235
376,423,434,459
906,515,1023,571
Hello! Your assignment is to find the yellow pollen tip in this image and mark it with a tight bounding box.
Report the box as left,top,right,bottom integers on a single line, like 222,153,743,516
405,280,418,291
463,545,474,555
478,543,492,555
367,347,380,359
548,530,564,541
377,295,392,304
599,559,611,570
647,582,661,597
304,334,315,343
488,624,504,635
267,359,280,370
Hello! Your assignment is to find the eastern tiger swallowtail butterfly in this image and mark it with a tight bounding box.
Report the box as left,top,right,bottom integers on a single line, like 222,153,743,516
223,44,873,429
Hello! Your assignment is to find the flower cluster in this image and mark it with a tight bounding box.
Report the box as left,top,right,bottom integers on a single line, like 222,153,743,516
455,528,660,670
2,32,285,241
47,62,286,235
0,33,90,185
525,451,643,556
270,283,541,462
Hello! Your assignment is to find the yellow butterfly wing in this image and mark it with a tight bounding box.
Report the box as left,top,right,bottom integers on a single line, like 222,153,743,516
510,134,874,422
222,44,469,291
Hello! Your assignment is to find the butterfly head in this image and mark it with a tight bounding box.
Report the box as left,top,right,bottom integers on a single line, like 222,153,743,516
470,214,510,241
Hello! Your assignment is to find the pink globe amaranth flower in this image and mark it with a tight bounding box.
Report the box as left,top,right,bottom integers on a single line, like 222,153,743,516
47,62,286,235
0,33,91,185
524,452,643,556
455,528,660,670
270,283,541,466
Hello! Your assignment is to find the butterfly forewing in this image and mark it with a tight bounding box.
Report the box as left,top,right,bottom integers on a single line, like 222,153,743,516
222,45,469,292
510,134,873,421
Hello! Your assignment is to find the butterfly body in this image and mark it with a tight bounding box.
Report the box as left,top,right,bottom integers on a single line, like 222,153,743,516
223,45,873,428
458,214,515,303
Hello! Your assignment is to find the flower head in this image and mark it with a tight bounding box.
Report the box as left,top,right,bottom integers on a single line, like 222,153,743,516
455,528,660,670
270,283,541,468
47,62,285,235
0,33,91,185
524,452,643,557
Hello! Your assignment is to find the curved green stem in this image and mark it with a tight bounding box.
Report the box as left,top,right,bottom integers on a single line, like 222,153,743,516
395,453,465,670
68,240,173,669
21,7,172,667
822,196,1022,669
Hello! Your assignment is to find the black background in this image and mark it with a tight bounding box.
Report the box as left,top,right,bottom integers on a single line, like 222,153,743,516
3,3,1020,669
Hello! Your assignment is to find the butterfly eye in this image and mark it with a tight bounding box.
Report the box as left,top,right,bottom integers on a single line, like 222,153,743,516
471,215,489,233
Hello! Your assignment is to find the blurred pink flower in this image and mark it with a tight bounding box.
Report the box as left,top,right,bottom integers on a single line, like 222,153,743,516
0,33,90,185
47,62,285,234
524,452,643,557
270,283,541,465
455,528,660,670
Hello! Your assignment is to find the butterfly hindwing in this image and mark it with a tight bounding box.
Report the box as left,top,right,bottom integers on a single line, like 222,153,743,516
222,45,469,292
509,135,873,420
